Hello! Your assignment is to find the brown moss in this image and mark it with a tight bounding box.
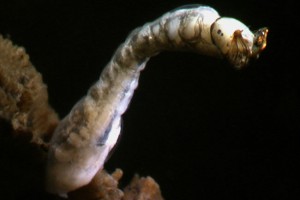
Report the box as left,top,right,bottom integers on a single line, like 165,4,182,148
0,35,59,144
123,175,164,200
69,170,164,200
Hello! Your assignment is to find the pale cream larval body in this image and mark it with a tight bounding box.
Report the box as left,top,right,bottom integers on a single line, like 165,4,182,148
46,5,268,196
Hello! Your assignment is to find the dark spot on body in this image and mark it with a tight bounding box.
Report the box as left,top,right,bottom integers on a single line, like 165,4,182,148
97,120,113,146
217,29,223,36
96,113,117,146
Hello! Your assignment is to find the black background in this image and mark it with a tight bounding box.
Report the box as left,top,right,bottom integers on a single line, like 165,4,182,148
1,0,299,199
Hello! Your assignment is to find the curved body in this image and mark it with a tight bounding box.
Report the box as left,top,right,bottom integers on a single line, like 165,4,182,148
46,5,267,196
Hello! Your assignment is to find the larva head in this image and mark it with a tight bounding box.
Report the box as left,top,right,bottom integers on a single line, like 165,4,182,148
252,27,268,58
211,17,268,69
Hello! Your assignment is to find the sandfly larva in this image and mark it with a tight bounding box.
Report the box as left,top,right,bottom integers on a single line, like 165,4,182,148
46,5,268,196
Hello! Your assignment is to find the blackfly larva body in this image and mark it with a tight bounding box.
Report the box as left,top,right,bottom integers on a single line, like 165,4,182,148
46,5,268,196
